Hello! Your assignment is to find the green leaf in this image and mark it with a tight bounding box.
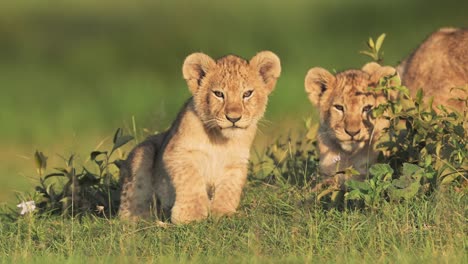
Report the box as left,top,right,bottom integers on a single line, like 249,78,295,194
66,155,75,167
53,168,69,175
91,151,107,161
344,189,363,200
388,181,420,200
423,168,436,180
44,173,66,180
396,85,410,97
113,128,123,144
346,179,370,191
34,150,48,175
369,164,394,179
344,166,360,176
46,184,56,198
111,135,134,153
59,196,71,205
359,51,375,58
372,104,387,117
389,74,401,87
375,33,386,52
392,175,414,189
402,163,422,176
440,173,461,185
393,103,403,114
368,37,375,49
427,96,434,109
416,89,423,105
424,155,432,168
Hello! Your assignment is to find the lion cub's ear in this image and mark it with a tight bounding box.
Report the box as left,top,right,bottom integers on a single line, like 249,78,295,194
305,67,335,106
362,62,401,86
250,51,281,93
361,62,382,76
182,53,216,94
362,62,401,100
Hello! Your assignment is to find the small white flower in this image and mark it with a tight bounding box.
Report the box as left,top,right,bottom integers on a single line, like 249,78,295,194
332,155,341,164
17,201,36,215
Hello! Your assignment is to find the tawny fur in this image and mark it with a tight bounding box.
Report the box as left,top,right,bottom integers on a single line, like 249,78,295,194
397,27,468,112
119,51,281,224
305,63,399,186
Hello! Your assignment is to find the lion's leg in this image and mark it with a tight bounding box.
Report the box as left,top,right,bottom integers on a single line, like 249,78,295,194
169,163,210,224
119,143,156,220
210,166,247,217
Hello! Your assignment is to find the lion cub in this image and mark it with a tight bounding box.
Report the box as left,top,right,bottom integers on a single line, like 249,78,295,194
397,27,467,112
119,51,281,224
305,63,398,186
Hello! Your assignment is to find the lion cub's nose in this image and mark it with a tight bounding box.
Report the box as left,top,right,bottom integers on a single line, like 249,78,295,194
226,115,241,124
345,129,361,137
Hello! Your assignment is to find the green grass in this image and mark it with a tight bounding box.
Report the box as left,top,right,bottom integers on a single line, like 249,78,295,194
1,183,466,263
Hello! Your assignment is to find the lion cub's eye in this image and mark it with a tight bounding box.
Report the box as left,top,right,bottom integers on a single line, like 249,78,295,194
362,105,373,113
243,90,253,99
334,104,344,112
213,90,224,99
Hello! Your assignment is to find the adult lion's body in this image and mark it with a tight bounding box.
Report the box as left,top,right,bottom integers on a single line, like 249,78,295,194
119,51,281,224
305,63,398,185
397,27,468,112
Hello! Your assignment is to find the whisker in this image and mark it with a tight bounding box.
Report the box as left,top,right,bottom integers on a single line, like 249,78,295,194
257,120,271,128
205,123,216,129
203,118,217,123
256,127,266,137
259,118,273,125
203,119,219,129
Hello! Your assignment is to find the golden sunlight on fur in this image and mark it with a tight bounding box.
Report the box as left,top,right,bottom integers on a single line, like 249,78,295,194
397,27,467,112
119,51,281,224
305,63,399,187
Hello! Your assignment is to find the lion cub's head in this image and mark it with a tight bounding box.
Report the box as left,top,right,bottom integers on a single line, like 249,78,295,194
305,63,398,153
182,51,281,137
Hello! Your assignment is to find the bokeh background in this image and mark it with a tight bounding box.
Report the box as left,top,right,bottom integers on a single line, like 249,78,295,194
1,0,467,204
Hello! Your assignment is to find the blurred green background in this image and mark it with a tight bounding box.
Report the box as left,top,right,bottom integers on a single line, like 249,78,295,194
1,0,466,203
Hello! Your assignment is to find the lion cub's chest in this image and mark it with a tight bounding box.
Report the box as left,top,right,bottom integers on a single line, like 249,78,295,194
194,142,249,184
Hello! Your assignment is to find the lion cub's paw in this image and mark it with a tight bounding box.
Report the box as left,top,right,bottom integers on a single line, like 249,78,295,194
170,200,210,224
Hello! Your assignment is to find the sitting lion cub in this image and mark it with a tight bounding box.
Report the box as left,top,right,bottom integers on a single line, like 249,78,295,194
305,63,398,186
119,51,281,223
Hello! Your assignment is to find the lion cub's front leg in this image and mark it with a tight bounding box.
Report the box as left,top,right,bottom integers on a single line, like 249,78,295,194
167,159,210,224
210,165,248,217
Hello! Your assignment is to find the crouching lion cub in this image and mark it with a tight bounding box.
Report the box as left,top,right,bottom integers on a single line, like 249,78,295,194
305,63,399,186
397,27,468,112
119,51,281,224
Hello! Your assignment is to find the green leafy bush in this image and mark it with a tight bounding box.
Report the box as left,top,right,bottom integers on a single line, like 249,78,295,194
249,124,320,188
19,129,134,218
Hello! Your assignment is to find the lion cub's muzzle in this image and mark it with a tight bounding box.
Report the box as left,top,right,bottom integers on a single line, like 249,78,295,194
221,109,248,129
225,114,242,125
345,128,361,139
